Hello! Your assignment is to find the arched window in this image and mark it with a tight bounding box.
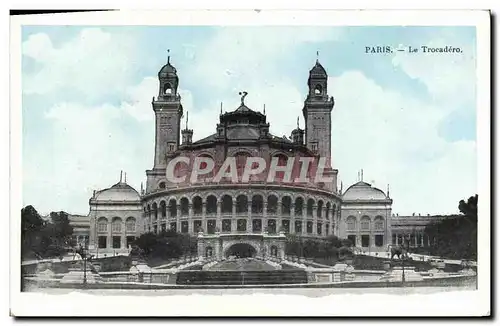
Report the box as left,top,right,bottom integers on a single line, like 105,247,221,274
205,246,213,257
267,195,278,214
193,196,203,215
180,198,189,216
314,84,322,95
281,196,291,215
236,195,248,214
97,217,108,232
146,205,151,220
272,154,289,182
360,216,371,231
234,152,251,180
346,216,357,231
374,216,385,230
251,194,263,214
317,200,324,218
294,197,304,216
325,202,331,219
222,195,232,214
112,217,122,233
126,217,136,232
168,199,177,218
197,154,214,179
164,83,172,94
206,195,217,215
307,199,315,217
160,201,166,218
152,203,158,220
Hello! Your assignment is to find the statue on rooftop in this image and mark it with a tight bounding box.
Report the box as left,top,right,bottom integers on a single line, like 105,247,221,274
238,91,248,105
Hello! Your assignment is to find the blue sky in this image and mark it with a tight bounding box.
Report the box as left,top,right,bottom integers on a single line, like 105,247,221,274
21,25,477,215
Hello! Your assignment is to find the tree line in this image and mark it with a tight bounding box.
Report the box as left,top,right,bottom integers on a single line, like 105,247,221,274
21,205,74,260
285,234,354,263
131,230,198,264
424,194,478,260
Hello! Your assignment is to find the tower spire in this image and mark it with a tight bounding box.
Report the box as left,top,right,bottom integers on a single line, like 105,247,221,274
263,104,266,114
185,111,189,129
167,49,170,64
124,172,127,183
220,102,223,115
387,184,390,198
297,116,299,129
361,169,364,181
316,50,319,63
120,170,123,183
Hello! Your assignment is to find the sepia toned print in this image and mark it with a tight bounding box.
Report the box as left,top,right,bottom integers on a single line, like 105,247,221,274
12,10,490,317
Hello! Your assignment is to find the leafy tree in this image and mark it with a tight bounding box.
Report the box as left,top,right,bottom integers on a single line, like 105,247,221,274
133,231,197,264
21,205,45,259
48,211,73,245
424,195,478,260
21,206,75,259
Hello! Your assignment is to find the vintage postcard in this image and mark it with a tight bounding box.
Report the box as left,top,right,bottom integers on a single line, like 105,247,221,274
10,9,490,317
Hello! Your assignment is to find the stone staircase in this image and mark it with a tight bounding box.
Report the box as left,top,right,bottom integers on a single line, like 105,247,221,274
176,269,308,285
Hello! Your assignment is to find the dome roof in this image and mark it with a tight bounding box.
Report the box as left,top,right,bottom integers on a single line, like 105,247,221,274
158,62,177,77
342,181,387,201
309,60,327,77
94,182,140,202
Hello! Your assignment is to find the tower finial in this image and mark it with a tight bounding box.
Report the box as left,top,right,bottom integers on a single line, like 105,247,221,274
316,50,319,63
361,169,364,181
120,170,123,183
186,111,189,129
297,116,299,129
263,104,266,114
340,181,343,194
124,172,127,183
387,184,390,198
220,102,223,115
167,49,170,64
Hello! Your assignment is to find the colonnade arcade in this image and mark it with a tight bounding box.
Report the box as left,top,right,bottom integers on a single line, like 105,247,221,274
344,215,387,249
391,230,434,248
143,192,339,237
95,216,137,250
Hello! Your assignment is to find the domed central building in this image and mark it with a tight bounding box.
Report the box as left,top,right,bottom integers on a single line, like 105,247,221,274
74,55,409,259
138,56,391,260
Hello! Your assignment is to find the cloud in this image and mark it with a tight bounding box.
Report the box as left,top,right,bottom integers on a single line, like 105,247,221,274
22,28,139,100
330,71,476,215
21,26,476,217
23,99,155,214
189,26,343,90
392,30,476,106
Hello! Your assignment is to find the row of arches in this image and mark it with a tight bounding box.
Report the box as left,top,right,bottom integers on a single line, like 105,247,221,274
145,194,337,220
345,216,386,232
96,216,137,233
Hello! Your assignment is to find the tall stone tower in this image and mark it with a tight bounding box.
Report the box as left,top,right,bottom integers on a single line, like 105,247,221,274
302,59,335,166
152,54,183,169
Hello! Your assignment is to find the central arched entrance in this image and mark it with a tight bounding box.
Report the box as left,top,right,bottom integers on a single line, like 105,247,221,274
225,243,257,258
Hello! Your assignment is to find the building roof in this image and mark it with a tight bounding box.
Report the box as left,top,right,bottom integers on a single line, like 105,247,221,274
93,181,141,202
309,60,327,77
342,181,388,201
158,62,177,75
